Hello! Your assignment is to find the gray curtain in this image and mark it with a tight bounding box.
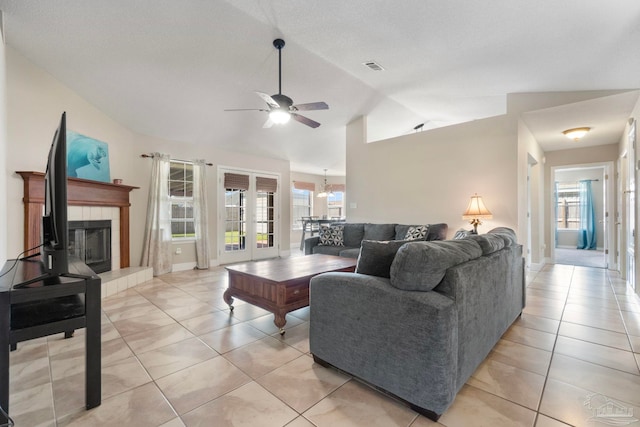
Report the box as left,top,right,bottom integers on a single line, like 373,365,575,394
141,152,172,276
193,159,210,269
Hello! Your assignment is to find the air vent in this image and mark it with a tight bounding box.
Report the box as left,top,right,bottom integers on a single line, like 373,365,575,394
362,60,385,71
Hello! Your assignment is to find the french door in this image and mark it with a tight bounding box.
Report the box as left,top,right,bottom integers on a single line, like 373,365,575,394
218,168,279,264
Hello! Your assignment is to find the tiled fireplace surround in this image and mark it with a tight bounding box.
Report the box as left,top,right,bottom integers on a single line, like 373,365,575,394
17,171,153,299
68,205,153,298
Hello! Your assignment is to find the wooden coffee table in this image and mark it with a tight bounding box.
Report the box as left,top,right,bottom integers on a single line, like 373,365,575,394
224,254,357,334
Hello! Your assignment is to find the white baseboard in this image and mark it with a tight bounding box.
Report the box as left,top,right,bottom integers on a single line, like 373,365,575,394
556,245,605,251
529,261,545,272
172,262,197,272
173,258,222,271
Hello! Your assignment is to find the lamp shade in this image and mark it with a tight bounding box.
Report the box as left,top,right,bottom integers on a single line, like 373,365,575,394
462,194,493,220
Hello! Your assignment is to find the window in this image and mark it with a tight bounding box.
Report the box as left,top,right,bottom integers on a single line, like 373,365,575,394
327,191,344,219
556,182,579,229
292,188,312,230
169,160,195,239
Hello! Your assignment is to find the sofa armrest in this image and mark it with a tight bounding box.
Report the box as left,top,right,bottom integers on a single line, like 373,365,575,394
304,236,321,255
309,272,458,415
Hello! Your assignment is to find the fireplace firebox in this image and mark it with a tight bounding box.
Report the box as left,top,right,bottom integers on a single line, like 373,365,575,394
68,220,112,274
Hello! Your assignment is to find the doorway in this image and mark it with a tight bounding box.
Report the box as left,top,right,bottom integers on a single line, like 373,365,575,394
218,168,280,264
551,163,613,269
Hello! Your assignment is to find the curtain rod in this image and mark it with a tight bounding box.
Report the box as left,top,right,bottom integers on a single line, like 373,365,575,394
140,153,213,166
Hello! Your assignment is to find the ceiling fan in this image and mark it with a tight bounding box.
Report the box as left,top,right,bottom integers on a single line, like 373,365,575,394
225,39,328,128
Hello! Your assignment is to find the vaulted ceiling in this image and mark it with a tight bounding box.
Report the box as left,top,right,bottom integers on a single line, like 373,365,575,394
2,0,639,175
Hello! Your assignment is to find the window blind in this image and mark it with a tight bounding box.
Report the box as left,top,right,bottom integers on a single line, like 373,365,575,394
293,181,315,191
256,177,278,193
224,173,249,190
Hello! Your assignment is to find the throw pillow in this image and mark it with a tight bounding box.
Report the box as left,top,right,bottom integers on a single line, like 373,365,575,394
404,225,429,241
390,240,483,291
453,229,472,240
356,240,409,278
319,225,344,246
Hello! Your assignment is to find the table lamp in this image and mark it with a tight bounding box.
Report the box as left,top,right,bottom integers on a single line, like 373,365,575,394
462,194,492,234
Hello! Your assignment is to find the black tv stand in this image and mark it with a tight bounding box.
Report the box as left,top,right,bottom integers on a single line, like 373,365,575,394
12,271,92,289
0,257,101,424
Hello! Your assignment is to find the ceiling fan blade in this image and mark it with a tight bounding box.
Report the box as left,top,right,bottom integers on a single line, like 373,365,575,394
255,91,280,109
292,113,321,128
292,101,329,111
263,117,274,128
224,108,269,112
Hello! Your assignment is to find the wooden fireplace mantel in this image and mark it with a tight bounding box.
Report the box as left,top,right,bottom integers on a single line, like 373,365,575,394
17,171,139,268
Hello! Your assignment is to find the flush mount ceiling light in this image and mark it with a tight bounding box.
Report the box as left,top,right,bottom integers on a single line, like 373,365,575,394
563,127,591,141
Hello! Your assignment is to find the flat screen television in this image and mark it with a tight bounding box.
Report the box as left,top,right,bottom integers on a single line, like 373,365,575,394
41,111,69,276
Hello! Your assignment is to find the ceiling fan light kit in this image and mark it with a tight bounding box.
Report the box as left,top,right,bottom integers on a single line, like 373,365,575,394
269,109,291,124
225,38,328,128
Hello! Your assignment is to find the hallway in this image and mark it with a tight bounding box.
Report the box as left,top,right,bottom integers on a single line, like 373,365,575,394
554,248,606,269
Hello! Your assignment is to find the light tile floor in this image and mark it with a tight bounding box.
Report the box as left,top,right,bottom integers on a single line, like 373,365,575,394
7,262,640,427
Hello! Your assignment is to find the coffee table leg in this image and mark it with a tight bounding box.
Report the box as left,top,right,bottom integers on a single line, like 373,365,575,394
274,312,287,335
223,289,234,311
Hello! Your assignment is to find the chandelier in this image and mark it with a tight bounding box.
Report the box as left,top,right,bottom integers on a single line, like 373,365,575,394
317,169,334,198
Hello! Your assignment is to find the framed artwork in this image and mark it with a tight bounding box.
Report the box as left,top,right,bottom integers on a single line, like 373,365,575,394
67,130,111,182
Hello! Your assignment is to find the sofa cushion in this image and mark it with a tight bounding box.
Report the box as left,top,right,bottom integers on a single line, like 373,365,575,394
390,240,483,291
319,225,344,246
488,227,518,247
425,223,449,241
342,223,366,247
338,248,361,259
313,245,357,257
466,234,505,255
364,223,397,241
355,240,410,278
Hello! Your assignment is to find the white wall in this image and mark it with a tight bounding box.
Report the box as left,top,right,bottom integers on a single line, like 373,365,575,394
345,115,519,237
517,119,545,267
0,13,6,264
5,47,291,267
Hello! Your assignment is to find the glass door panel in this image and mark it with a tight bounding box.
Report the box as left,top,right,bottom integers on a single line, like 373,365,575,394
224,189,246,252
219,169,279,263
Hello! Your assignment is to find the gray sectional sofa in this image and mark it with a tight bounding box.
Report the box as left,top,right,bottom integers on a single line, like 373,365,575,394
304,222,449,258
308,227,525,420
